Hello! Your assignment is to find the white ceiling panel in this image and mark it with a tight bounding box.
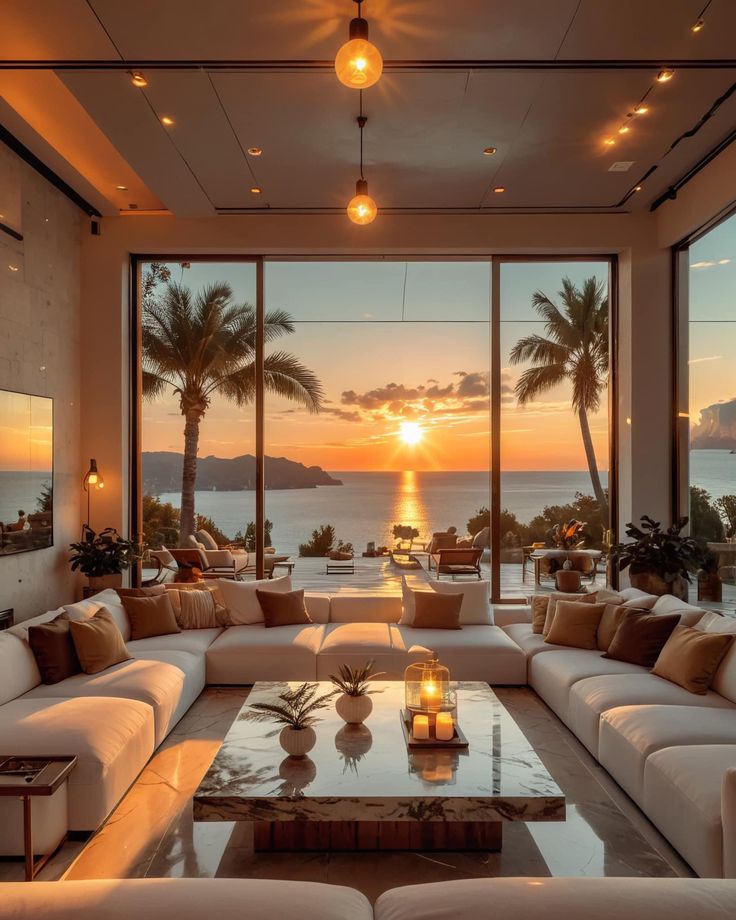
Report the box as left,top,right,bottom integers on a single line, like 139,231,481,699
0,1,119,60
59,71,216,217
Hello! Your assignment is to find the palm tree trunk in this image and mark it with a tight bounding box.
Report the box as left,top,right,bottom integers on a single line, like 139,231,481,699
578,407,609,518
179,410,201,547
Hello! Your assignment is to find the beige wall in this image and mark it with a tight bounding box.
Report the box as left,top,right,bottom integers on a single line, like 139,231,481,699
80,209,674,547
0,144,81,621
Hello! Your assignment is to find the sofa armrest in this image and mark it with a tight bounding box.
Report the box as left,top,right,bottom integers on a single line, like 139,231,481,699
493,605,532,628
723,767,736,879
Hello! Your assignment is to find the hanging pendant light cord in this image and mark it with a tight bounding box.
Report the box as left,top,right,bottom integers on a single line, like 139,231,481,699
358,90,366,180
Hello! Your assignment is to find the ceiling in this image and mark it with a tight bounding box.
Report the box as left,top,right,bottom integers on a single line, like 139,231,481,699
1,0,735,218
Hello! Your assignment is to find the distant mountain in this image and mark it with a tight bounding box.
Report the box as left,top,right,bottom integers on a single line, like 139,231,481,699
691,398,736,449
142,452,342,494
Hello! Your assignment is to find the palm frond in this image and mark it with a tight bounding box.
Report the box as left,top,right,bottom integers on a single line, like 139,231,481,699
514,364,568,404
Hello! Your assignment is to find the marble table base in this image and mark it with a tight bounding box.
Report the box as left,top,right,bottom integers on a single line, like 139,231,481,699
254,819,503,852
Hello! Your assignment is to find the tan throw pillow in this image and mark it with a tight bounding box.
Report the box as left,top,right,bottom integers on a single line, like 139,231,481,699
597,603,637,651
121,594,181,641
69,608,132,675
531,596,549,635
652,625,735,694
256,589,313,628
604,611,680,668
117,585,167,598
545,601,606,650
411,590,463,629
177,589,230,629
543,591,597,637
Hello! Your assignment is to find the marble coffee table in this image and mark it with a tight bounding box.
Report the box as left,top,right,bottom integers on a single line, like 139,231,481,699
193,681,564,851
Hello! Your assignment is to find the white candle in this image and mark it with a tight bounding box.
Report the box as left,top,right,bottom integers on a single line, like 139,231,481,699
436,712,454,741
413,714,430,740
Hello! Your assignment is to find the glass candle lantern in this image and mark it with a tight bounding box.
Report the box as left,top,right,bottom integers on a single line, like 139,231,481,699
404,658,450,715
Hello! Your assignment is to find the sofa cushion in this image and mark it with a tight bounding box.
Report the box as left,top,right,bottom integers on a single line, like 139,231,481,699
27,613,81,684
374,877,736,920
69,608,132,675
428,579,493,626
542,591,597,637
391,625,527,683
64,589,131,641
206,624,326,683
643,745,736,879
0,632,41,704
332,594,402,624
217,576,293,625
651,594,706,622
23,651,202,746
545,600,605,650
317,623,407,679
0,878,374,920
175,588,228,629
597,603,629,651
122,593,181,641
411,590,463,629
126,627,223,658
567,673,736,757
598,705,736,804
503,622,571,657
652,625,734,695
604,610,680,667
0,696,154,830
530,595,549,634
257,588,312,628
529,649,646,724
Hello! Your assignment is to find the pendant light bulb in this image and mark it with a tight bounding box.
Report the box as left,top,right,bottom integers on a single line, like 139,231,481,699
347,178,377,224
335,4,383,89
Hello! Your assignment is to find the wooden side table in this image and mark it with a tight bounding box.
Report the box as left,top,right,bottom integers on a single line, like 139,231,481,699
0,755,77,880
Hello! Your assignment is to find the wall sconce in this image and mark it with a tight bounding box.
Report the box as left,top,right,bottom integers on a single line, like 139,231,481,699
83,458,104,528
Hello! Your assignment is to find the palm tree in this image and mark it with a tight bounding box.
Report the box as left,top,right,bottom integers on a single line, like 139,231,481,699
509,276,609,517
142,281,323,545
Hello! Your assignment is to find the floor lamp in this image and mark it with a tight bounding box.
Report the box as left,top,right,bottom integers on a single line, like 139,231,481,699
82,458,104,531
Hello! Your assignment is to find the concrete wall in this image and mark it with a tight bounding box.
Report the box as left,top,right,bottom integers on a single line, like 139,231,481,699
0,143,81,621
80,209,674,548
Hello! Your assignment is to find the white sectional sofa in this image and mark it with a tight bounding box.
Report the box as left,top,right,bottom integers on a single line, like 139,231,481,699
501,589,736,879
2,877,736,920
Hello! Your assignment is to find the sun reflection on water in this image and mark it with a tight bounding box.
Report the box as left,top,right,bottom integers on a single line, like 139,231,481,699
390,470,429,542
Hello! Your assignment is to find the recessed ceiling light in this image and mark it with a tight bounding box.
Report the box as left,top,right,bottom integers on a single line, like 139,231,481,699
483,146,497,156
691,18,705,32
115,185,128,191
8,265,19,272
247,147,263,156
633,104,649,115
160,116,175,126
618,125,630,135
130,71,148,88
493,186,505,193
603,138,616,146
656,68,675,83
634,185,643,192
250,186,262,194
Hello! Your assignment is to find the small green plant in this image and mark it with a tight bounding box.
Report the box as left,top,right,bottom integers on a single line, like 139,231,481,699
393,524,419,549
299,524,336,557
329,660,384,697
237,519,274,551
247,683,335,730
69,527,139,578
613,515,706,585
335,540,354,555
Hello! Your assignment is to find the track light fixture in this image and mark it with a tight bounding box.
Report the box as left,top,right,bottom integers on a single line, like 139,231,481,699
335,0,383,89
347,107,377,225
691,1,712,32
130,71,148,88
656,68,675,83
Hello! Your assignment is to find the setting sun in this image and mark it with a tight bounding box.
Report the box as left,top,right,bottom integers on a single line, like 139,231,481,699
399,421,424,445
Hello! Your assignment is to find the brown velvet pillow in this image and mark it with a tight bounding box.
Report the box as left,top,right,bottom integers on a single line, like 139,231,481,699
256,588,312,628
597,603,642,652
604,610,680,668
545,601,606,649
542,591,597,637
28,613,81,684
121,593,181,640
117,585,167,598
531,595,549,635
652,625,735,694
411,591,463,629
68,608,132,675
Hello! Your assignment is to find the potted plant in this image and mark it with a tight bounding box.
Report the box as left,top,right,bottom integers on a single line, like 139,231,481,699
69,526,139,590
329,540,354,561
248,683,335,757
552,519,587,551
697,550,723,603
613,515,706,600
329,660,384,724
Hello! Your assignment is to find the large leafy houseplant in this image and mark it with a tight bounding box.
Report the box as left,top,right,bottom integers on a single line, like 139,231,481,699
69,527,139,585
613,515,706,599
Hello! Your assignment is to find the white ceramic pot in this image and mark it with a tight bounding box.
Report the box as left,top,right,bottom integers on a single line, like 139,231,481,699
279,725,316,758
335,693,373,725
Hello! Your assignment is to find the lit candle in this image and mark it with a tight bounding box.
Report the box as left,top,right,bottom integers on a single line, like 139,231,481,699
413,714,430,740
436,712,454,741
419,680,440,712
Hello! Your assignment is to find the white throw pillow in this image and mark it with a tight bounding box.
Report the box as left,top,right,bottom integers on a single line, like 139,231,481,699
651,595,705,617
399,577,493,626
64,589,131,641
696,611,736,634
217,575,293,625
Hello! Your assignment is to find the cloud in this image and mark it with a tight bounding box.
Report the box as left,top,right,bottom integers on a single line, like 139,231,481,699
457,372,489,398
688,355,723,365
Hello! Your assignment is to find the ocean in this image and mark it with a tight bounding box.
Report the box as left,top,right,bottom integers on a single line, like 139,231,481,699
158,451,736,555
0,471,52,525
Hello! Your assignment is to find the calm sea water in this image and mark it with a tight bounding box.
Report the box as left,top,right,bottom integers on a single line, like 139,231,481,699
0,471,52,525
157,451,736,555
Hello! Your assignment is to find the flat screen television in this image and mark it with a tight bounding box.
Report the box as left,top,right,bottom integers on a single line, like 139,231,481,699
0,389,53,555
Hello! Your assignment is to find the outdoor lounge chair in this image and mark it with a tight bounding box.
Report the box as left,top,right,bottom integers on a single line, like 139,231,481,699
170,547,252,580
429,546,483,579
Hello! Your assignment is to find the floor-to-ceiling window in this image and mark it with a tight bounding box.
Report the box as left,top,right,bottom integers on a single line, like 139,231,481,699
133,255,614,599
681,211,736,607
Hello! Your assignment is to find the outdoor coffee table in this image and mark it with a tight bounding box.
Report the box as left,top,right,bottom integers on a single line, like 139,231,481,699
194,681,564,851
